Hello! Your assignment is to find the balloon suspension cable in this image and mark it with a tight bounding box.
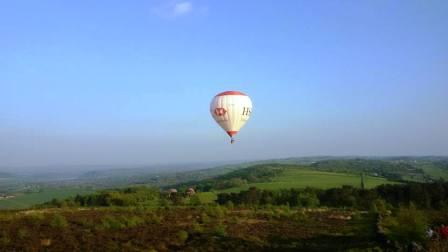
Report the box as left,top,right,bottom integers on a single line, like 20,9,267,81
230,138,235,144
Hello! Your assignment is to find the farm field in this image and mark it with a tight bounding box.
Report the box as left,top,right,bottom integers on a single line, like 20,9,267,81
0,187,94,210
0,166,401,210
220,169,398,193
419,165,448,180
195,192,217,204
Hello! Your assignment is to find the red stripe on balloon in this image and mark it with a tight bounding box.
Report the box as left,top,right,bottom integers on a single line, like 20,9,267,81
226,131,238,137
216,91,247,96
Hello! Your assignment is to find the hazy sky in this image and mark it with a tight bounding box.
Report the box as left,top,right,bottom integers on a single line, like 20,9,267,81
1,0,447,168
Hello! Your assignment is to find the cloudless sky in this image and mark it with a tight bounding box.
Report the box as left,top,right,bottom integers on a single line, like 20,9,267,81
1,0,447,169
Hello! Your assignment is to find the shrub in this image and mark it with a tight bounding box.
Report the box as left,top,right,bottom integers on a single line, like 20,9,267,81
298,192,320,208
371,199,388,214
79,217,95,228
291,210,308,222
205,205,225,219
189,195,202,206
213,224,227,237
100,215,125,230
24,212,45,226
351,211,362,221
177,230,189,244
50,214,68,228
147,213,162,224
192,223,204,233
259,209,275,220
17,228,28,239
99,214,145,230
0,231,10,246
200,212,210,224
382,203,428,245
225,201,234,209
123,216,145,228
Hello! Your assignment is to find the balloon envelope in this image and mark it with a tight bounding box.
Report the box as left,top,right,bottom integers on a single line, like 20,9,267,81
210,91,252,142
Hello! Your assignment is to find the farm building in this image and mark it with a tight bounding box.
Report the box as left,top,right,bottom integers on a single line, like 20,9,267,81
167,188,178,193
186,188,196,196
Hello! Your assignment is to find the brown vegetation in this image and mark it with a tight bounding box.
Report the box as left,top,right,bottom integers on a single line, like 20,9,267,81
0,207,382,251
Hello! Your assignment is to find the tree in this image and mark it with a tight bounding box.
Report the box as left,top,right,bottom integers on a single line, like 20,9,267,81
360,172,365,190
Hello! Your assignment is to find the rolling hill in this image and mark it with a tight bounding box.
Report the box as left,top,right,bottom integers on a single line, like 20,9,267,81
219,168,397,193
1,157,447,210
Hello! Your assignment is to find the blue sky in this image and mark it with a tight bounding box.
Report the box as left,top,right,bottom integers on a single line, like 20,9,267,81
1,0,447,168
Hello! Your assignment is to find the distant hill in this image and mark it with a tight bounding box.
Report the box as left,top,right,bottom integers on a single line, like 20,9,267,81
2,156,447,210
171,163,393,192
0,172,14,178
309,159,423,180
73,156,448,190
74,163,250,188
170,157,448,192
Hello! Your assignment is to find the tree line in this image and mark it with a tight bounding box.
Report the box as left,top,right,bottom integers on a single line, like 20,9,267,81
216,181,448,210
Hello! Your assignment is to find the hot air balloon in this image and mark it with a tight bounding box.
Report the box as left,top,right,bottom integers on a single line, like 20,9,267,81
210,91,252,144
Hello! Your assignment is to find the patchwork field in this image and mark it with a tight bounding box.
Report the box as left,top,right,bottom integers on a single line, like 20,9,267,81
420,165,448,180
0,168,398,209
0,188,93,210
195,192,217,204
220,169,398,193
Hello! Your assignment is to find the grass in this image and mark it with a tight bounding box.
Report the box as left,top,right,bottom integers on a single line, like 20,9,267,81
0,168,402,209
419,164,448,180
220,169,398,193
196,192,217,204
0,187,93,210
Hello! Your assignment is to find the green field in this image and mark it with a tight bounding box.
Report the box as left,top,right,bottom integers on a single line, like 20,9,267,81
220,169,398,193
196,191,217,204
0,168,401,209
419,164,448,180
0,187,93,210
